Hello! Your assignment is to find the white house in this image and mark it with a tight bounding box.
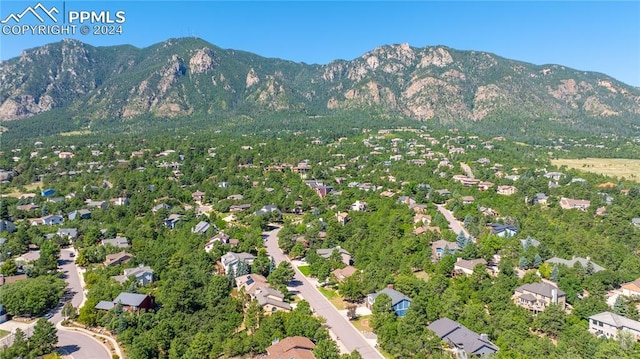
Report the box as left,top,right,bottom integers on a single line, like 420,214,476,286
589,312,640,341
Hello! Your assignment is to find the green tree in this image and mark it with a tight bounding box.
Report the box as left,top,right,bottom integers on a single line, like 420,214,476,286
550,264,560,282
0,275,64,316
534,304,566,338
312,339,341,359
0,259,17,276
29,318,58,356
267,262,295,293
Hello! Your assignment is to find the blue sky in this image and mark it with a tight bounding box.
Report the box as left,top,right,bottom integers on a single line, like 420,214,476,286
1,1,639,86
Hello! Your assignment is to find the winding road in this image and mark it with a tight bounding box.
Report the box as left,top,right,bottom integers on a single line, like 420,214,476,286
264,227,384,359
436,204,472,240
52,248,111,359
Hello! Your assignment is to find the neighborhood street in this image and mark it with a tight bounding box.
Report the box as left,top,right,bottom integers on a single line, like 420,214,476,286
436,204,472,240
53,248,111,359
264,227,384,359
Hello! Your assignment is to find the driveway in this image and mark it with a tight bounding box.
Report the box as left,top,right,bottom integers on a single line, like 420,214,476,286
436,204,472,240
264,227,384,359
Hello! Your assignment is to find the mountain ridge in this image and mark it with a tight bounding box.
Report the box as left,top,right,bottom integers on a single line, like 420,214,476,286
1,37,639,137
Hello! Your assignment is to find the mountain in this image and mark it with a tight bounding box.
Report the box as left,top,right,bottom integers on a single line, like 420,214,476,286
1,37,639,137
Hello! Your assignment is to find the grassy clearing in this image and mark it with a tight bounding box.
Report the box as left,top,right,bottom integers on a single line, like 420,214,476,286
552,158,640,182
351,315,373,332
0,329,9,339
318,287,347,310
297,265,310,276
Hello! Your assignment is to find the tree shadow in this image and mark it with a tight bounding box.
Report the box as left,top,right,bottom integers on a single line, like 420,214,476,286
58,344,80,354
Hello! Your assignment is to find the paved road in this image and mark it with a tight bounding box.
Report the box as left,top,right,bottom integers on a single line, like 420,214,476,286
436,204,472,240
264,227,384,359
460,162,475,178
53,248,111,359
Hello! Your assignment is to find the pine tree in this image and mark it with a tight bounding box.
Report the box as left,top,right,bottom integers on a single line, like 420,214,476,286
533,254,543,268
585,260,595,276
550,264,559,282
518,257,529,270
456,231,468,249
236,260,249,276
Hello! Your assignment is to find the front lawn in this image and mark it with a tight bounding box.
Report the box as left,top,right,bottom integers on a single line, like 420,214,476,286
297,265,311,276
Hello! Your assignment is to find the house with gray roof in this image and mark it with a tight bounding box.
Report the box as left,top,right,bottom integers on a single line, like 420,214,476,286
545,256,605,273
253,204,281,217
95,292,155,312
513,282,566,313
112,265,154,286
68,209,91,220
102,236,129,248
0,220,15,233
255,286,291,313
366,285,411,317
589,311,640,341
191,221,211,234
220,252,256,277
57,228,78,240
428,317,499,358
316,246,351,265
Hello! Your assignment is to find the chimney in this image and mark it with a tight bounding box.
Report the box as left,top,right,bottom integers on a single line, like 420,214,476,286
387,284,394,290
480,334,489,341
551,288,558,304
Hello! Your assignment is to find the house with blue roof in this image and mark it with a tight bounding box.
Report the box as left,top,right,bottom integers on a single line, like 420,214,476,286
366,285,411,317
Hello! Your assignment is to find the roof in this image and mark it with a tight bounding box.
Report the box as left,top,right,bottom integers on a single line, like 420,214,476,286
490,223,518,234
266,336,315,359
431,240,460,251
102,236,129,248
454,258,487,271
316,246,350,259
428,318,499,356
369,287,411,306
256,287,291,310
515,283,566,298
113,292,149,307
622,278,640,293
589,312,640,332
95,300,116,310
545,256,605,272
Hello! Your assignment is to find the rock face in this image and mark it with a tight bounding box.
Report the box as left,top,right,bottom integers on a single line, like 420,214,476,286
1,37,639,131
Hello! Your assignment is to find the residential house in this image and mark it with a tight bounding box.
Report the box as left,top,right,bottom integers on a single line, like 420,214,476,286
151,203,171,213
255,287,292,313
532,193,548,205
96,292,155,312
513,282,566,313
496,185,517,196
317,247,351,265
589,312,640,341
235,274,268,295
230,204,252,212
17,204,39,211
192,221,211,234
595,206,607,216
104,251,133,266
545,256,605,273
489,223,518,238
428,317,499,358
164,214,182,229
454,258,487,275
192,191,205,204
414,214,432,225
204,232,232,252
253,204,282,217
409,204,428,213
265,336,316,359
112,265,154,285
335,212,349,225
0,274,28,286
397,196,417,206
431,240,460,260
220,252,256,276
31,214,64,226
58,152,75,159
68,209,91,220
366,285,411,317
85,199,108,210
351,200,367,212
110,197,129,206
461,196,475,205
331,266,357,283
544,172,565,181
0,220,16,233
621,278,640,297
477,182,495,191
57,228,79,240
102,236,129,249
559,198,591,211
